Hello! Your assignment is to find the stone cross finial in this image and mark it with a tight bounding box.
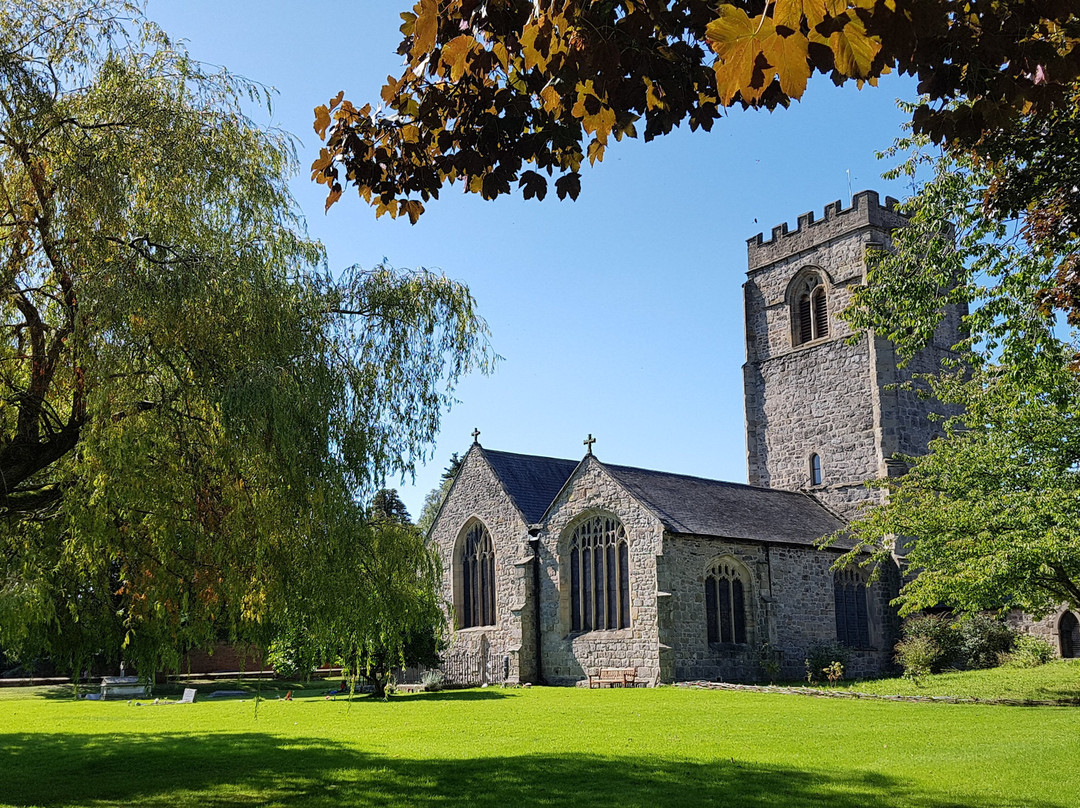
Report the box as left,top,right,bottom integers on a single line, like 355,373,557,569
472,428,481,444
584,434,596,455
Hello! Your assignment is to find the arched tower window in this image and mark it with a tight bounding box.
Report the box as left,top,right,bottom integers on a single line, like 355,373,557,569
460,522,496,628
793,275,829,346
810,453,822,486
568,514,630,632
1060,611,1079,658
834,568,870,647
705,558,750,645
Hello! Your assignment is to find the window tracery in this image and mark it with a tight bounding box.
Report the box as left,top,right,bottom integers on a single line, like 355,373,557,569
460,522,496,628
834,568,870,647
705,558,749,645
568,514,630,632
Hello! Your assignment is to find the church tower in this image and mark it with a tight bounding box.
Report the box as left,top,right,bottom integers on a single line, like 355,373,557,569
742,190,963,519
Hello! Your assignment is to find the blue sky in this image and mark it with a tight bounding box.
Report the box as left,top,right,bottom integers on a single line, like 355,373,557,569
148,1,921,520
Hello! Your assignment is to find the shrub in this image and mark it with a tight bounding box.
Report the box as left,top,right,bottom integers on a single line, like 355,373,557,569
1001,635,1056,668
895,635,937,680
758,642,781,684
805,642,851,683
901,614,961,672
823,661,845,684
421,669,446,692
956,615,1016,669
267,636,317,680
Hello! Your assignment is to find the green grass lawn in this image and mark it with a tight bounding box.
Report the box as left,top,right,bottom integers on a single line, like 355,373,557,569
1,678,1077,808
834,658,1080,701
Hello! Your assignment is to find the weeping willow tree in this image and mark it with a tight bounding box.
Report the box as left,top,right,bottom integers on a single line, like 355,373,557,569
0,0,491,677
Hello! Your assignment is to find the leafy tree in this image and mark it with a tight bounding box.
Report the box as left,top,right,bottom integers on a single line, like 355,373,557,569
840,360,1080,617
843,129,1066,370
370,488,412,524
312,1,1079,225
417,451,463,534
276,511,443,698
837,136,1080,618
0,1,491,676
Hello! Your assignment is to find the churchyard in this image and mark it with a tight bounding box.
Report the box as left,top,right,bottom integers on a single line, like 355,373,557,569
3,665,1079,808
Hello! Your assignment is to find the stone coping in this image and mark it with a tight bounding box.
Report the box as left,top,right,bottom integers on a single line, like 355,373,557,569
677,680,1080,707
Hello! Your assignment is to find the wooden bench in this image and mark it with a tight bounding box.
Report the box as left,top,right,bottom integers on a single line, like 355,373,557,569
588,667,636,688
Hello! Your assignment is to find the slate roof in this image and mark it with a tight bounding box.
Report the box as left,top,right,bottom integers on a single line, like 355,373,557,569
480,448,579,524
602,463,847,547
480,447,846,547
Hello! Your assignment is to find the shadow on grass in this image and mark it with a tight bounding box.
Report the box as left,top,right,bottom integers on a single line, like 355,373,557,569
1,732,1064,808
401,688,510,701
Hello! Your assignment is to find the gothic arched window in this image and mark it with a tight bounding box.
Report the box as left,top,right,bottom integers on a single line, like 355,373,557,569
705,558,749,645
568,514,630,632
460,522,496,628
810,453,822,486
793,275,829,346
834,568,870,647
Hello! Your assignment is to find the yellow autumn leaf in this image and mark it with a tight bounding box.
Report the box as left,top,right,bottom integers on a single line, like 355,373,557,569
706,6,777,105
441,35,475,82
314,104,331,138
644,77,665,111
582,106,615,141
829,16,880,77
587,138,606,165
521,20,550,72
570,79,596,119
411,0,437,58
773,0,826,32
540,85,562,113
381,73,403,104
762,29,811,98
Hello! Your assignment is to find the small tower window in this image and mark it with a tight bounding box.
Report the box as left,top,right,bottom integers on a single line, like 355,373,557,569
793,275,829,346
810,453,822,486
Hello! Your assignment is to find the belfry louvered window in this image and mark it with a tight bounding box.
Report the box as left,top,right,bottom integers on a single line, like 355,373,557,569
834,568,870,647
461,522,496,628
569,515,630,632
705,559,749,645
794,276,829,345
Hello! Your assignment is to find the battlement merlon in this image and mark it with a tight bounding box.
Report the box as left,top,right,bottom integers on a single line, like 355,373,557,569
746,189,907,272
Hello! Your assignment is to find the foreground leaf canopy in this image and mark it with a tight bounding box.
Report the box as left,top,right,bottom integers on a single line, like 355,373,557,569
314,0,1079,221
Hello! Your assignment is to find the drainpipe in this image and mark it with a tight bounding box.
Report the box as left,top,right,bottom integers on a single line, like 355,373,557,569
528,528,545,685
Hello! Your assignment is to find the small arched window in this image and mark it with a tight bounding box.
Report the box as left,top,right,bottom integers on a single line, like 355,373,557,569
568,514,630,632
834,568,870,647
793,275,829,345
810,453,822,486
460,522,496,628
705,559,749,645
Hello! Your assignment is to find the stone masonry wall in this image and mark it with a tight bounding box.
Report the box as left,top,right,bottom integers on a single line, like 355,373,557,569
538,456,667,685
661,536,768,681
428,446,534,683
766,544,897,679
664,535,897,681
1007,606,1080,657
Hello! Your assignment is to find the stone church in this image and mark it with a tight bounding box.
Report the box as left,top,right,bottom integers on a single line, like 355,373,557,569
427,190,965,685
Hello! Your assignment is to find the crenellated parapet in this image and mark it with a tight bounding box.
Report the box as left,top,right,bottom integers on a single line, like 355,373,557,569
746,190,905,271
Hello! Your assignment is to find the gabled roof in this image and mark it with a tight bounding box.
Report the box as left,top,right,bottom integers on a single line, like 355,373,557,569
601,463,846,547
478,446,845,547
480,448,579,524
